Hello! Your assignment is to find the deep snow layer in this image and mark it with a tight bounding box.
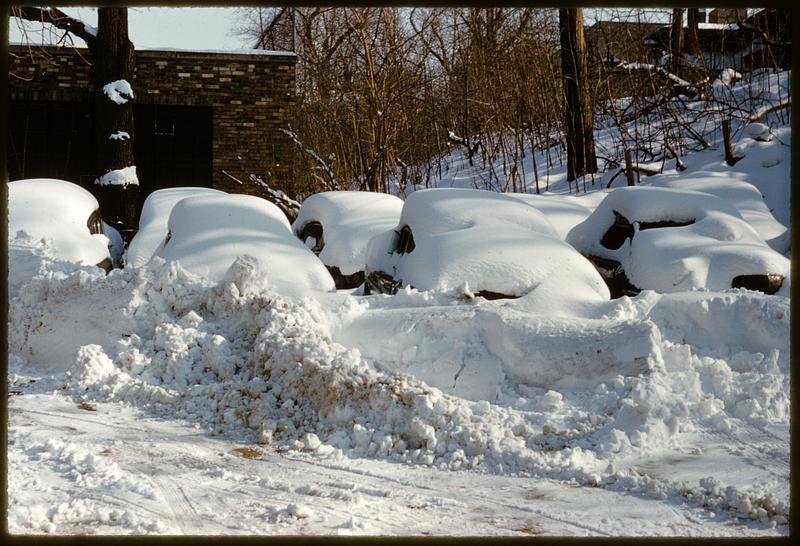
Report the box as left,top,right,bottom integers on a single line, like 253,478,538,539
7,247,790,535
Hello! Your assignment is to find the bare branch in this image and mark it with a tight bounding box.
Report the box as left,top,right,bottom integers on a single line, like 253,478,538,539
12,6,97,46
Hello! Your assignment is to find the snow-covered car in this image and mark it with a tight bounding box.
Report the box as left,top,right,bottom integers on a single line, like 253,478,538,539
648,176,790,254
153,193,335,294
126,187,227,268
8,178,116,271
292,191,404,289
566,186,790,298
363,188,610,300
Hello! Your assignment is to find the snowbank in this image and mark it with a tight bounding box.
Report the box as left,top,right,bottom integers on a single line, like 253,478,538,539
126,187,227,269
292,191,403,276
154,193,335,294
365,188,610,301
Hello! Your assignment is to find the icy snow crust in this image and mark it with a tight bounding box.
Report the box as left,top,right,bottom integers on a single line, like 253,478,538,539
7,251,790,533
292,191,403,275
566,186,790,295
154,193,335,294
126,187,227,268
8,178,111,269
365,188,610,301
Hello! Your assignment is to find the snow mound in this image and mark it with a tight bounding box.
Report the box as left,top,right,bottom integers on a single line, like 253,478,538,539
365,188,610,300
8,253,790,523
154,193,335,294
292,191,403,276
566,186,790,295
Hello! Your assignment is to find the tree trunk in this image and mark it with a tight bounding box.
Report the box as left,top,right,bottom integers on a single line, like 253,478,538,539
11,7,139,240
670,9,684,76
686,9,701,55
91,8,138,239
559,8,596,183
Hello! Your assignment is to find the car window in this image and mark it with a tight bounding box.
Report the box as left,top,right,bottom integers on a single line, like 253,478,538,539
396,225,415,254
299,221,324,254
87,209,105,235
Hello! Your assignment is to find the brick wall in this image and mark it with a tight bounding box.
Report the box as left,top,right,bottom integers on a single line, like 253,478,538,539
9,45,297,195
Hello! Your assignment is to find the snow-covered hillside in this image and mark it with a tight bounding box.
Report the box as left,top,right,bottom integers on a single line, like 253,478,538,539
7,69,790,536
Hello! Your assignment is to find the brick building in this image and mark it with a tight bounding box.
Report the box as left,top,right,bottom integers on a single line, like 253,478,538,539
8,44,297,211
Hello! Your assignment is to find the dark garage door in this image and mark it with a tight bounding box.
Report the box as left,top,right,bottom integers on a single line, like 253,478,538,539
133,105,213,210
8,101,213,211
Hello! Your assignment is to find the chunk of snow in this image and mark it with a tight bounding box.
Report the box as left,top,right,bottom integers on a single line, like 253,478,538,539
109,131,130,141
95,166,139,187
103,80,134,105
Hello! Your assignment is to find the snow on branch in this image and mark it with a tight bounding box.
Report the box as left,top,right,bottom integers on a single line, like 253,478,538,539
94,166,139,187
447,130,481,156
279,125,337,190
11,6,97,45
103,80,134,105
109,131,130,141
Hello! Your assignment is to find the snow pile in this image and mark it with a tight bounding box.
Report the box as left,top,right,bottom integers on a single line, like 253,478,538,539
153,194,334,294
566,186,790,295
8,178,111,268
95,166,139,187
292,191,403,275
103,80,134,105
126,187,227,268
365,188,610,301
7,252,784,525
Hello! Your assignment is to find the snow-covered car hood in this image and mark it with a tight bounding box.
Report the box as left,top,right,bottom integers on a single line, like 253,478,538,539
365,188,610,300
8,178,111,267
566,186,790,295
292,190,403,276
154,193,335,294
126,187,227,268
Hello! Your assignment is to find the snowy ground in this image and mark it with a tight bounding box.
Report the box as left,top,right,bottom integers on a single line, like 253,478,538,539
7,70,790,536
